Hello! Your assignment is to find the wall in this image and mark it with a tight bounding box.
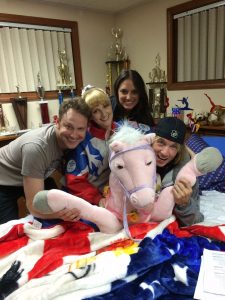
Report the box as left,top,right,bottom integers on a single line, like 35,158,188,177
116,0,225,121
0,0,114,130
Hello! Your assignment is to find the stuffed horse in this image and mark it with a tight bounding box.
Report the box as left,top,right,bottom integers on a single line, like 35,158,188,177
33,124,223,234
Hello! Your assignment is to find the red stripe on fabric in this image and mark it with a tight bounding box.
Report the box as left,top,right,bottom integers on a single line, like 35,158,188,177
28,221,94,279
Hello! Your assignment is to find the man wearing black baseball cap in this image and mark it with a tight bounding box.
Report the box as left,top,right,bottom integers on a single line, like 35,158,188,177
152,117,222,226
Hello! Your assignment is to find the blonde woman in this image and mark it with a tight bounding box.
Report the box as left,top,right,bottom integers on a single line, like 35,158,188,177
64,86,116,206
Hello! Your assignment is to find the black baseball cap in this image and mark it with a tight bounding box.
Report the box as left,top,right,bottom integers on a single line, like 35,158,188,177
155,117,186,144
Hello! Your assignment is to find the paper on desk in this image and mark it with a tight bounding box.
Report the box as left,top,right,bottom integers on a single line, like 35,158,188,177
194,248,225,300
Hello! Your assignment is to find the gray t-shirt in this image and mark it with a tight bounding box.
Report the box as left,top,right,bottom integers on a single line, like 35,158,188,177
0,124,63,186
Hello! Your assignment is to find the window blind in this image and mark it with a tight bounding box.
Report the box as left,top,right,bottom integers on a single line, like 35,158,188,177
175,2,225,82
0,24,75,93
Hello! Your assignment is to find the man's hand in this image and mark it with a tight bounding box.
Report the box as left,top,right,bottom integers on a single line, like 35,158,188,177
55,207,81,222
172,178,192,207
24,176,81,221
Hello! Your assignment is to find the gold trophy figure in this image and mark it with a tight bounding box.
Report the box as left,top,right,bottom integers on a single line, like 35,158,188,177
111,28,125,61
58,50,71,86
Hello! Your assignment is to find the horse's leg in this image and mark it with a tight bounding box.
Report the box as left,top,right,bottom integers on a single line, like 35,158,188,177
33,189,122,234
150,187,175,222
176,147,222,186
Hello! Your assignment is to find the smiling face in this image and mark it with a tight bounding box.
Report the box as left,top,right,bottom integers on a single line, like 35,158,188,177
91,102,113,131
56,108,88,150
152,137,179,167
118,79,139,111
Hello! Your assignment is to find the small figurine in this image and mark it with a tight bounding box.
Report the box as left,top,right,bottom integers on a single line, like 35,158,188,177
177,97,193,111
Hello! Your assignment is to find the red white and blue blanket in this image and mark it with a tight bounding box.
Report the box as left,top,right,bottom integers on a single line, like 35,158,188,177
0,191,225,300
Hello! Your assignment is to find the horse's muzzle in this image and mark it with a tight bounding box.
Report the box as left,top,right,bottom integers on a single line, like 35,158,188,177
130,188,156,208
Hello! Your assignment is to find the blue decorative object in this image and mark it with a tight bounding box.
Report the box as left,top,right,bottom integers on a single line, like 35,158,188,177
177,97,193,111
58,90,63,105
172,107,184,120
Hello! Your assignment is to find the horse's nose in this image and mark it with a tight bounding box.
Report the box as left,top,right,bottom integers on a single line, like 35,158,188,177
130,189,155,208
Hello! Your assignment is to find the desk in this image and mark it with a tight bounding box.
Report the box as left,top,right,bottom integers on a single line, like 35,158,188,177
0,134,18,147
0,129,31,147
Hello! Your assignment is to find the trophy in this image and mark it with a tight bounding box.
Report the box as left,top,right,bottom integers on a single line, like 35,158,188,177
37,72,50,124
57,49,74,104
11,85,27,130
110,28,125,61
37,72,45,100
57,50,71,86
147,54,168,119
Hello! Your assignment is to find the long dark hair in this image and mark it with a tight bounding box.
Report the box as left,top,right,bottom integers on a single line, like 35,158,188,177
113,69,154,126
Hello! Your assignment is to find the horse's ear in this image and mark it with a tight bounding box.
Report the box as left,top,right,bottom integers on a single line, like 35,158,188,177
143,133,156,144
109,141,125,153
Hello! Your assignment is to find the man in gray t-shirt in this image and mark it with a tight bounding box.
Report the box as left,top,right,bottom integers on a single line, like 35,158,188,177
0,98,90,224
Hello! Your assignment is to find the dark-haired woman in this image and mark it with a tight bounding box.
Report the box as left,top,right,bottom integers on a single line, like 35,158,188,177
112,69,154,128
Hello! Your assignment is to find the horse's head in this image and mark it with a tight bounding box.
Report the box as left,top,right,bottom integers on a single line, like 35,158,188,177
109,124,156,211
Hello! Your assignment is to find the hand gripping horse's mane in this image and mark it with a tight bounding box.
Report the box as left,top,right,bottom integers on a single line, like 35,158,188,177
109,122,145,146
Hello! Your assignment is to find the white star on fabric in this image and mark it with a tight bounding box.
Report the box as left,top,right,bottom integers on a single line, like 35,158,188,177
85,146,102,170
140,280,161,298
172,263,188,285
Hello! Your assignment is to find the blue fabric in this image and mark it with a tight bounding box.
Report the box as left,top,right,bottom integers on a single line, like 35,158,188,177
85,229,225,300
186,134,225,192
34,217,62,228
202,136,225,156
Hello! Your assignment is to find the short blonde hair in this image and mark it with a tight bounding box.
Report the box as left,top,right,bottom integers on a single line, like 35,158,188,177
82,88,110,110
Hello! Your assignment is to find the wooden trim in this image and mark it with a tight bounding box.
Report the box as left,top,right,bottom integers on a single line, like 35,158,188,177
0,90,78,103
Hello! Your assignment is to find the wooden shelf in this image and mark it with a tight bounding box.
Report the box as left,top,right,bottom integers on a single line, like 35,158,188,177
187,125,225,137
0,134,17,141
0,131,29,147
197,125,225,136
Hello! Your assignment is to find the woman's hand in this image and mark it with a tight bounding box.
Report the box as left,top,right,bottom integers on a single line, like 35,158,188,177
172,178,192,207
55,207,81,222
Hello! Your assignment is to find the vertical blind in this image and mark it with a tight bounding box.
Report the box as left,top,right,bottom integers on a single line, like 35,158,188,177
175,2,225,82
0,24,75,93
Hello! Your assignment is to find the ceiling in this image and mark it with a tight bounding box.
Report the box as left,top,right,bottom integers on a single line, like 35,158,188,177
34,0,150,14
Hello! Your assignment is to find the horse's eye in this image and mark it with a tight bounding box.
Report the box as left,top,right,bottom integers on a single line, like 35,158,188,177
146,161,152,166
117,165,124,169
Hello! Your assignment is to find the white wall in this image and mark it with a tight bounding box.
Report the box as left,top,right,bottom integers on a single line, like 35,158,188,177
1,0,225,130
